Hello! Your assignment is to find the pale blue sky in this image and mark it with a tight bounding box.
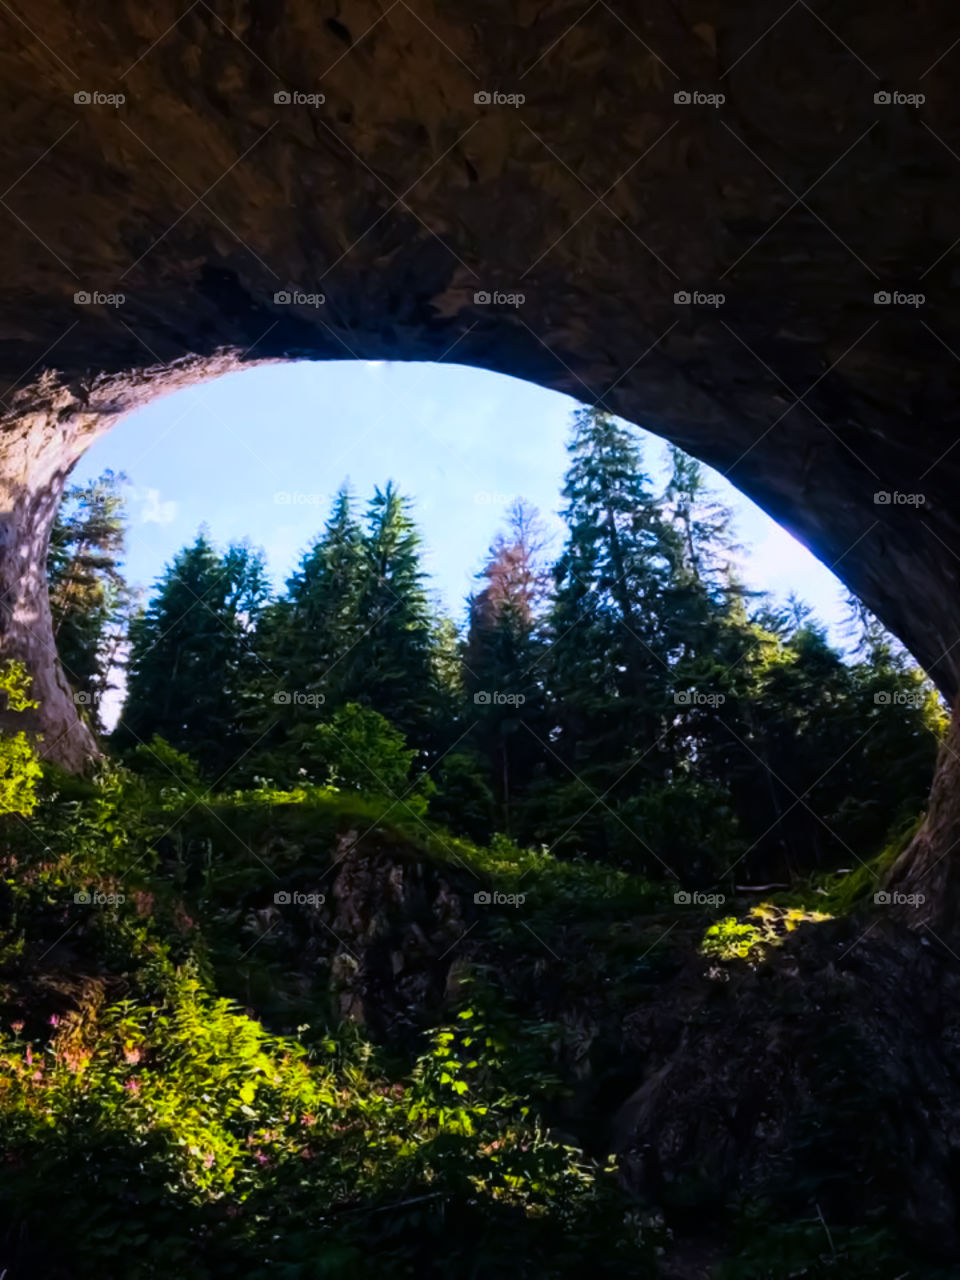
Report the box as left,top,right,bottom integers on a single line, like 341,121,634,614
71,360,852,641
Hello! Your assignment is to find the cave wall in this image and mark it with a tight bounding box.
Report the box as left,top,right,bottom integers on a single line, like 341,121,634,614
0,0,959,762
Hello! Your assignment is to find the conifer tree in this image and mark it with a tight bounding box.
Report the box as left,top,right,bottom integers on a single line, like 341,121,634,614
463,501,550,834
344,482,443,747
541,408,679,855
256,486,366,733
116,531,269,780
47,469,132,727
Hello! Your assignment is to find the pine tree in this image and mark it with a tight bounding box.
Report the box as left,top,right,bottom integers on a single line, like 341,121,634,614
541,408,680,857
116,531,269,781
344,482,443,748
256,486,366,735
462,501,550,834
662,445,739,590
47,469,132,728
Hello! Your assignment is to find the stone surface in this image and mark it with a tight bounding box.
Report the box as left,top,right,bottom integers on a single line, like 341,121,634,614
0,4,959,880
613,914,960,1256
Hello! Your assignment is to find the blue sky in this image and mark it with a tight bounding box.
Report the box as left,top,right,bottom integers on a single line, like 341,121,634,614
71,360,852,640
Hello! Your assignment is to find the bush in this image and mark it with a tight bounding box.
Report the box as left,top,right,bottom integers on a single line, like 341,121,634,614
0,661,42,816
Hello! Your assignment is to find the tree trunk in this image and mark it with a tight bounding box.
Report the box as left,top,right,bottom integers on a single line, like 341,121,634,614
885,696,960,934
0,409,100,770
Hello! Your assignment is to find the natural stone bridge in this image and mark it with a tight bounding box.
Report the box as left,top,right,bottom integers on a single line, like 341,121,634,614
0,1,958,915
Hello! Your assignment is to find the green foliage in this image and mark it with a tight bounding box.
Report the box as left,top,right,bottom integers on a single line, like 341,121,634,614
304,702,435,814
0,660,42,816
47,468,132,722
0,791,655,1277
701,904,831,961
116,532,269,780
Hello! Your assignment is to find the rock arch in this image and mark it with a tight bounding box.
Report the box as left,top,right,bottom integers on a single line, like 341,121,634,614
1,1,959,906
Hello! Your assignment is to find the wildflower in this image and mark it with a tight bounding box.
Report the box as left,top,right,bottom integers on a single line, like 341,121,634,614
122,1044,141,1065
124,1078,140,1095
203,1152,215,1169
10,1020,23,1034
49,1014,60,1028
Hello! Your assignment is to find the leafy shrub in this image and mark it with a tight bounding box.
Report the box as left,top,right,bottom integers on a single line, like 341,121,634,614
0,660,42,816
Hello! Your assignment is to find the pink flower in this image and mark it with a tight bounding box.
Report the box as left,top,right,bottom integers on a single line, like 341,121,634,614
124,1078,140,1094
49,1015,60,1028
203,1152,215,1169
25,1046,32,1067
122,1045,141,1065
31,1070,43,1083
10,1021,23,1034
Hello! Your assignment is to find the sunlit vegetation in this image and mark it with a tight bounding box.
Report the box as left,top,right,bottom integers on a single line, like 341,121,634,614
0,408,949,1275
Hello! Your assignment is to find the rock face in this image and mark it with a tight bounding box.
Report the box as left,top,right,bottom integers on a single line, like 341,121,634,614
0,6,959,883
613,915,960,1258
